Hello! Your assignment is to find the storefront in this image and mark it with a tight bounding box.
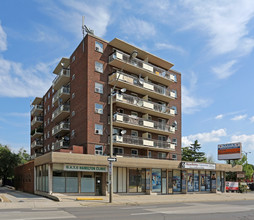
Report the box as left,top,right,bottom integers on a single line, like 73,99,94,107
32,152,241,196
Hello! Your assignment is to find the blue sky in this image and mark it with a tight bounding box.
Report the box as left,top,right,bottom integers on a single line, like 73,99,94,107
0,0,254,164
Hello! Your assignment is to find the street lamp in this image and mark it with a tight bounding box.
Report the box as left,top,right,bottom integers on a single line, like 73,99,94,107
109,50,138,203
243,151,251,165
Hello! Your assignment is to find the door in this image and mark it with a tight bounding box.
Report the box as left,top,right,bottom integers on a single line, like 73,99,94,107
95,176,102,195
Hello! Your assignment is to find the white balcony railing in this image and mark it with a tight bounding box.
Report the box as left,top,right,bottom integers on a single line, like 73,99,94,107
109,49,177,82
52,104,70,120
53,139,70,150
31,105,43,115
31,140,43,148
52,68,70,87
31,116,43,127
52,122,70,136
52,86,70,104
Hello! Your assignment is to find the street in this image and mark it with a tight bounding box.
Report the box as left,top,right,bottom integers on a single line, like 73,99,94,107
1,200,254,220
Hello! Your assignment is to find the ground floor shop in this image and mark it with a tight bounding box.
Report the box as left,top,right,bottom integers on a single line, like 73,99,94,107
28,152,241,196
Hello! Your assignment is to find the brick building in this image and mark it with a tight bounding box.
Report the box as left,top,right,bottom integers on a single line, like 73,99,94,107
25,33,241,196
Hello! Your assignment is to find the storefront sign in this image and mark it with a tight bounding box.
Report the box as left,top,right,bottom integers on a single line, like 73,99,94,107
218,142,242,160
181,162,215,170
237,172,245,178
64,164,107,172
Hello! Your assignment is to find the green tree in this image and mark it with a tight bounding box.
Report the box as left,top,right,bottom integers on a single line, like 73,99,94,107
182,140,206,162
0,144,21,185
17,148,30,165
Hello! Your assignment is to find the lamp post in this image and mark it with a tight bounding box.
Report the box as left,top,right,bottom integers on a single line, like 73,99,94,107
109,50,138,203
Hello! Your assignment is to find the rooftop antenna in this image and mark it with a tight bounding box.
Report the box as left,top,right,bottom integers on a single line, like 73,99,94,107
82,16,94,38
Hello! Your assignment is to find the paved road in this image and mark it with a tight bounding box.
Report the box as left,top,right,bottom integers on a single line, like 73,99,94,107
1,200,254,220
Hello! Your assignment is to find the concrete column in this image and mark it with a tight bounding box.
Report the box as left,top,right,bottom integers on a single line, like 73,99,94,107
126,168,129,193
34,166,36,193
48,164,52,194
78,172,81,193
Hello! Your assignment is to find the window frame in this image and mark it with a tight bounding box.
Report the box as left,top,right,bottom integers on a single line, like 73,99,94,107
131,149,138,156
95,103,103,114
95,124,103,135
95,145,103,155
95,61,103,73
95,82,103,94
95,41,103,53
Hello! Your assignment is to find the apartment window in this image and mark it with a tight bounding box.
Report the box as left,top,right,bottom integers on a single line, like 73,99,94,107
148,115,152,120
131,149,138,156
131,111,138,117
47,118,49,125
117,108,124,114
95,103,103,114
95,82,103,94
148,151,152,158
95,41,103,53
158,152,166,159
72,55,76,62
113,147,124,155
47,131,50,138
52,103,54,108
95,145,103,155
172,138,177,145
44,109,46,115
44,121,46,127
147,133,152,139
72,111,75,117
172,154,177,160
158,135,167,142
48,144,50,151
72,74,75,80
131,130,138,137
48,105,50,111
171,106,177,114
95,124,103,135
48,92,50,99
52,88,54,93
44,97,47,102
172,90,177,98
95,61,103,73
72,93,75,99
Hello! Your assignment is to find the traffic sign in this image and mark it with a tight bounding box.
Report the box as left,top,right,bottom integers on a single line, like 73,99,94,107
107,157,117,162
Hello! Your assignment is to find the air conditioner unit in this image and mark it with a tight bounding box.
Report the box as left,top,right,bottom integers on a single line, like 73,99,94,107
115,135,123,142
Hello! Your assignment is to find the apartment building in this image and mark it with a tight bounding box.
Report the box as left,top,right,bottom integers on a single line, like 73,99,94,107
25,33,241,196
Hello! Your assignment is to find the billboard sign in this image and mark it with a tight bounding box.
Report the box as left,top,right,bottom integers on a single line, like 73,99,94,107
181,162,215,170
218,142,242,160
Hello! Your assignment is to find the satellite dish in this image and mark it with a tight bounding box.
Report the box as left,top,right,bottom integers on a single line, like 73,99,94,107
120,130,126,135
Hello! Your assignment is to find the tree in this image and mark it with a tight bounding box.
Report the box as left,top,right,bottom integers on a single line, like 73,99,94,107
17,148,30,165
0,144,21,185
182,140,206,162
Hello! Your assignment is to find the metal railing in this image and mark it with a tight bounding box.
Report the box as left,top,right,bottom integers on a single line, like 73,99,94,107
31,116,43,126
113,112,175,133
54,139,70,150
52,122,70,136
31,105,43,115
109,50,177,82
31,140,43,148
52,86,70,103
31,128,43,136
113,135,175,150
52,68,70,86
109,71,176,99
52,104,70,120
114,93,176,116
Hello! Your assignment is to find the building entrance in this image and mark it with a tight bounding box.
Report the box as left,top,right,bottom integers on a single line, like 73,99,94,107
95,175,102,195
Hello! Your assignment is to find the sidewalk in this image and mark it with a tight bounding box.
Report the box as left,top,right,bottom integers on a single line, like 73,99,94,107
1,187,254,209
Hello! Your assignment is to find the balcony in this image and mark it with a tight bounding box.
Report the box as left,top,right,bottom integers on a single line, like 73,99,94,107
31,140,43,149
31,128,43,139
52,86,70,106
31,116,43,129
52,68,70,90
113,113,175,135
109,50,177,85
52,122,70,136
30,152,43,160
109,71,176,102
113,135,175,151
113,93,176,118
53,139,70,151
31,105,43,116
52,104,70,123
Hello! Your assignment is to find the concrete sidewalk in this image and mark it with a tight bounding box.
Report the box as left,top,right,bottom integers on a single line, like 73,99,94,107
1,186,254,209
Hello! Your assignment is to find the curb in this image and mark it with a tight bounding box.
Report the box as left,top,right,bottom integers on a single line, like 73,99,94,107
34,191,61,202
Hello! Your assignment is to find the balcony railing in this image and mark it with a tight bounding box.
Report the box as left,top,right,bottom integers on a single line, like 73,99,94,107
31,128,43,137
113,135,175,151
31,140,43,148
53,139,70,151
109,49,177,82
52,68,70,89
113,113,175,134
52,122,70,136
52,104,70,121
52,86,70,104
31,116,43,127
109,71,177,100
31,105,43,116
113,93,176,116
30,152,43,160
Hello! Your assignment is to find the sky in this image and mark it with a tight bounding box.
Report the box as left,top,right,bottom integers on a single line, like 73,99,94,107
0,0,254,164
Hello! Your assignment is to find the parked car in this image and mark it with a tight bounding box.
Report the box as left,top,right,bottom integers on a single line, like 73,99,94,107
226,181,239,192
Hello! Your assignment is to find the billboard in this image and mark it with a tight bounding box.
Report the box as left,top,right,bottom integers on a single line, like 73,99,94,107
218,142,242,160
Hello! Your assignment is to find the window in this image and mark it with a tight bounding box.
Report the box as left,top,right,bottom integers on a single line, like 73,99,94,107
72,93,75,99
95,82,103,94
171,106,177,114
95,124,103,135
44,121,46,127
48,92,50,99
95,41,103,53
172,154,177,160
117,108,124,114
48,105,50,111
72,74,75,80
72,55,75,62
172,138,177,145
148,151,152,158
147,133,152,139
47,118,49,125
172,90,177,98
52,88,54,93
44,97,47,102
72,111,75,117
71,130,75,138
131,111,138,117
95,61,103,73
148,115,152,120
158,152,166,159
113,147,124,155
95,103,103,114
131,149,138,156
131,130,138,137
47,131,50,138
95,145,103,155
44,109,46,115
158,135,167,141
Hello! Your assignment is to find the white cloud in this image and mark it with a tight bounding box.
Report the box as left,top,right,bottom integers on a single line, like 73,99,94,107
250,116,254,123
0,22,7,51
179,0,254,56
231,134,254,150
231,114,247,121
212,60,237,79
182,129,227,147
155,42,186,54
215,114,223,120
121,17,156,39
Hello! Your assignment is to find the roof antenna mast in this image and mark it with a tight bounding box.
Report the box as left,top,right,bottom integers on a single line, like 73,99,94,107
82,16,94,38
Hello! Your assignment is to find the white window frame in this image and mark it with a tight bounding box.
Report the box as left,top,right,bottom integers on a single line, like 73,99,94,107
95,103,103,114
95,82,103,94
131,149,138,156
95,61,103,73
95,124,103,135
172,154,177,160
131,130,138,137
95,145,103,155
95,41,103,53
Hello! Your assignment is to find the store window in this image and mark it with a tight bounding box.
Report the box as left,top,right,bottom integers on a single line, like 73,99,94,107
95,145,103,155
206,172,211,191
95,41,103,53
152,169,161,193
200,171,206,191
194,171,199,192
216,171,221,192
187,171,194,192
173,170,181,192
95,61,103,73
129,168,145,193
81,173,94,193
